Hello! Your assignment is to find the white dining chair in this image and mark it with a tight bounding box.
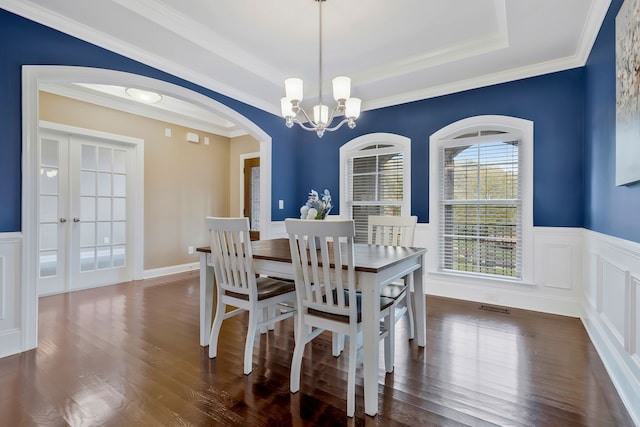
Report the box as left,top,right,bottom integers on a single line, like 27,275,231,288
206,217,297,375
285,218,395,417
368,215,418,339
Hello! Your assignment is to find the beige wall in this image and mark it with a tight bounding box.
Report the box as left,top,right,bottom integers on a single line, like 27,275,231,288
229,135,260,217
39,91,256,270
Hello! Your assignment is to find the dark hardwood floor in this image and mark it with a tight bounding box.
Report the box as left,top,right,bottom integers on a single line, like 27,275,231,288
0,272,634,426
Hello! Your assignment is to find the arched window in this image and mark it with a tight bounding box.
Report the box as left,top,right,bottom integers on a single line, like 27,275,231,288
340,133,411,242
429,116,533,282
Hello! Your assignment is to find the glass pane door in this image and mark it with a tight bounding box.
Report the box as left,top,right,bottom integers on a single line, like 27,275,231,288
38,132,69,295
70,136,132,289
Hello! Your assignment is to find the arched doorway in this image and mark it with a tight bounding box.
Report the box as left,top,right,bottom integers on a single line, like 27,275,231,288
20,66,273,350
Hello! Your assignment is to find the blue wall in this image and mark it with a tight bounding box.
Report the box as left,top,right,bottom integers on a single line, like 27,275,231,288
585,0,640,243
3,4,631,239
295,70,586,227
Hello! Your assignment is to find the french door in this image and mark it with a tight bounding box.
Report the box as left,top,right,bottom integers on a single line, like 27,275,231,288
38,127,135,295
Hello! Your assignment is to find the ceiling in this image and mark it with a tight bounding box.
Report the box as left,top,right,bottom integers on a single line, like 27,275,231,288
2,0,611,130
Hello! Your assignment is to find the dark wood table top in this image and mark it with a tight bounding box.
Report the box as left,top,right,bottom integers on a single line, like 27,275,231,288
197,238,426,274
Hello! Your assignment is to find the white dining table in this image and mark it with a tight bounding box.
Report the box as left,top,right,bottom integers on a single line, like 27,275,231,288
197,238,427,416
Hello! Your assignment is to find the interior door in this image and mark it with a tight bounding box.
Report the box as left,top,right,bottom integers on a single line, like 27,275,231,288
69,136,133,289
38,131,70,295
243,157,260,241
38,128,134,295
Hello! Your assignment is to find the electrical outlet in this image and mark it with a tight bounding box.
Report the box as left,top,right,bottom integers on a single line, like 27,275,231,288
279,199,284,209
188,246,194,255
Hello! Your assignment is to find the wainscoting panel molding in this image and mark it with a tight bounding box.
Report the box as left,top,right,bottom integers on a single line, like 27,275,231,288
598,258,627,347
541,244,574,289
0,233,22,359
583,230,640,426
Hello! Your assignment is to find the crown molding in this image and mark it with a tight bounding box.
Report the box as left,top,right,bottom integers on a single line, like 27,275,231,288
575,0,612,64
365,55,583,111
0,0,278,115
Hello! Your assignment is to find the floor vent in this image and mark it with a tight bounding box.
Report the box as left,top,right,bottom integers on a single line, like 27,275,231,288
479,304,511,314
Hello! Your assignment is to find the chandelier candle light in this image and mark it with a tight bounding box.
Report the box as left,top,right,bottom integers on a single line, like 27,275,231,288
281,0,361,138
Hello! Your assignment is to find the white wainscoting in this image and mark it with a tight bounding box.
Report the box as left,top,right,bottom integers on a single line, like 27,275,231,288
0,233,22,359
418,224,585,317
583,230,640,426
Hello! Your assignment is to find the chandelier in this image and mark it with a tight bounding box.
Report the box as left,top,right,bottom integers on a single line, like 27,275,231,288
280,0,361,138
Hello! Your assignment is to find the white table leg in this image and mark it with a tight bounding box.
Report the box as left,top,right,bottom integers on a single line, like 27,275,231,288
414,253,426,347
361,272,380,416
199,252,215,347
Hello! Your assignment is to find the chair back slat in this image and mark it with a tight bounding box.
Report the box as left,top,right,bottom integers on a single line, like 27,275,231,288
206,217,256,297
286,219,356,320
367,215,417,246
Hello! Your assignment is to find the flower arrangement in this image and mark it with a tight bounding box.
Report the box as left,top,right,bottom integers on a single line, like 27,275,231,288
300,189,332,220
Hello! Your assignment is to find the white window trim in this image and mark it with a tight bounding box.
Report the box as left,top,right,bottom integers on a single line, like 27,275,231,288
429,116,534,285
339,132,411,220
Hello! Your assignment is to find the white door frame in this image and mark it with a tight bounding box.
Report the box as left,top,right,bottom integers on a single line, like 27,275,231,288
21,65,273,352
38,120,145,294
239,151,260,218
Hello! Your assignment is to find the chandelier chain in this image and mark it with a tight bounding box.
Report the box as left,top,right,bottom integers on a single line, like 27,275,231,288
318,0,323,108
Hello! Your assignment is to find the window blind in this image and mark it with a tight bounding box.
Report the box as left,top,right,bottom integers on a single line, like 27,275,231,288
439,136,522,279
346,144,404,242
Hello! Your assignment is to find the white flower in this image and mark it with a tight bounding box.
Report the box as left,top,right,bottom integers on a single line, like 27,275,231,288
300,188,332,220
300,205,309,219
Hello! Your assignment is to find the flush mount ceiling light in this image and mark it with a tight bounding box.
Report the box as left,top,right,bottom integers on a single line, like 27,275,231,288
125,87,163,104
280,0,361,138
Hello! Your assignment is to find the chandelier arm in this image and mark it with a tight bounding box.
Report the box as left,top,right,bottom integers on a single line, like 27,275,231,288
323,118,350,132
324,105,340,126
296,107,318,128
296,122,325,132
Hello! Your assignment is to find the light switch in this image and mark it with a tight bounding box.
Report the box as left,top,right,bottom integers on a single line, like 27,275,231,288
165,128,172,137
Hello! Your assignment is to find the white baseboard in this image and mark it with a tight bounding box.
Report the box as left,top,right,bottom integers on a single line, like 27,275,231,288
143,262,200,279
583,302,640,426
425,275,582,316
0,329,22,359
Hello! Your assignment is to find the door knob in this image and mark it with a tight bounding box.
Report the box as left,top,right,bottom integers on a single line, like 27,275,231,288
59,218,67,223
73,217,80,223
